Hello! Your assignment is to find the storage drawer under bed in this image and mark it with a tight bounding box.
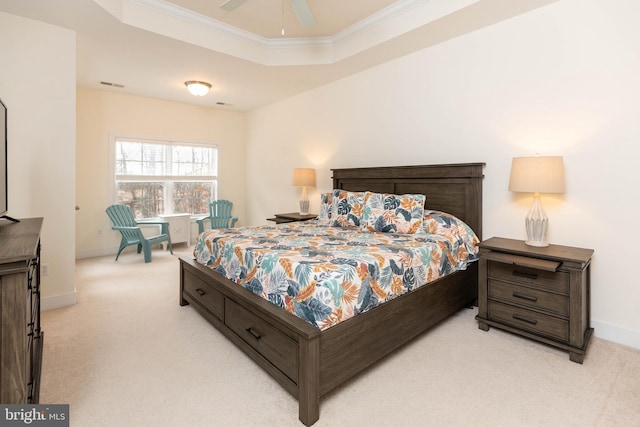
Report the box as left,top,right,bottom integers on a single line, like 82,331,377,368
180,259,304,397
225,298,299,382
182,271,224,321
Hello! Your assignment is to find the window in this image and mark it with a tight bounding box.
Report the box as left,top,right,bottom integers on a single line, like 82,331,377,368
114,138,217,218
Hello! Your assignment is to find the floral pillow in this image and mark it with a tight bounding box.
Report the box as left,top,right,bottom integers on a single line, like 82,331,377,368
361,192,426,234
317,192,333,225
331,190,365,228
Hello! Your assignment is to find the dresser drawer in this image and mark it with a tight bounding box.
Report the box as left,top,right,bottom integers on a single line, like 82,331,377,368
488,279,569,317
488,300,568,342
225,299,298,382
488,261,569,294
183,272,224,321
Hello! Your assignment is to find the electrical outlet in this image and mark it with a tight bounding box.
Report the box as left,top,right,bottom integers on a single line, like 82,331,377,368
41,263,49,276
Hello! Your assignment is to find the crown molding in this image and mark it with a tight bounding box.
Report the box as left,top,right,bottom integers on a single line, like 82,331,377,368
333,0,428,44
131,0,267,46
94,0,480,66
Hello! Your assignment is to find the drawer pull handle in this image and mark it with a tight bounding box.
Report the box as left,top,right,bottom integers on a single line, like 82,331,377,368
512,292,537,302
513,270,538,280
195,288,206,296
512,314,538,325
246,327,262,340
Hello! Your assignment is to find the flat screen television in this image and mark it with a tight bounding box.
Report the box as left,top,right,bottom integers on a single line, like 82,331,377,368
1,97,18,223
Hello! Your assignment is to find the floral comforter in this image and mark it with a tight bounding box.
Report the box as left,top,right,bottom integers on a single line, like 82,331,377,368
193,211,479,331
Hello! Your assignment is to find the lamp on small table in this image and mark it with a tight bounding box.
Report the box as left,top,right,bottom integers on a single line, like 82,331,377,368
508,156,565,247
292,168,316,215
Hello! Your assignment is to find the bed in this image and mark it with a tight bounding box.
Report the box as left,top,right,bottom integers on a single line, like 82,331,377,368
179,163,484,426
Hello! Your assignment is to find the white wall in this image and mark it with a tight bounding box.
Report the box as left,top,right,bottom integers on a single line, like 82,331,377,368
246,0,640,349
76,88,247,258
0,12,77,308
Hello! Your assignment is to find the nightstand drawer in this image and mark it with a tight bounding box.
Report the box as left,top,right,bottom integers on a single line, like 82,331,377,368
488,261,569,294
488,300,568,342
488,279,569,317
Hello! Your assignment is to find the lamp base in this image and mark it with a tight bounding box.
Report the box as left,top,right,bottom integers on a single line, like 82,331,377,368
525,240,549,248
299,200,309,216
524,193,549,247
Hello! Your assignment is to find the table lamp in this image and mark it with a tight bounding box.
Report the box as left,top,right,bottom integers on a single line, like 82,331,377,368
292,168,316,215
508,156,565,247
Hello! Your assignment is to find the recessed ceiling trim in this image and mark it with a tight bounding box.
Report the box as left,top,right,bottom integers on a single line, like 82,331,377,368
332,0,481,62
334,0,430,44
93,0,480,66
220,0,248,12
129,0,266,46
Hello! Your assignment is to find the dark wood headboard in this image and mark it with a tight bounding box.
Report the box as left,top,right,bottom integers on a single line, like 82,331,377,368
331,163,484,239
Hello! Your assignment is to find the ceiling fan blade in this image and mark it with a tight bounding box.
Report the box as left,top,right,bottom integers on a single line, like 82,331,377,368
290,0,316,28
220,0,248,11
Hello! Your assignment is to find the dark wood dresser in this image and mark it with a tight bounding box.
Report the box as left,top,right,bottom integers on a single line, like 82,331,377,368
0,218,44,403
476,237,593,363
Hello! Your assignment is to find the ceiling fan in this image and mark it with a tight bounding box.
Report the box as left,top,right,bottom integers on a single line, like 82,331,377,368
220,0,317,28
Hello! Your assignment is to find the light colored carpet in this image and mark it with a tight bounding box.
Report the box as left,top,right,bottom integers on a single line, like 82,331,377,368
40,246,640,426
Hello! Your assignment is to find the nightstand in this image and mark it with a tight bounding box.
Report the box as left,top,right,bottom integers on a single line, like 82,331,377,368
475,237,594,363
267,212,317,224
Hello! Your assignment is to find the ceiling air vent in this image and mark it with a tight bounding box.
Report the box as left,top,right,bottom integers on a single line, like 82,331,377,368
100,81,125,88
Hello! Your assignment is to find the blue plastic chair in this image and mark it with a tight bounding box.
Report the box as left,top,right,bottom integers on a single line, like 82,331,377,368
196,200,238,234
105,205,173,263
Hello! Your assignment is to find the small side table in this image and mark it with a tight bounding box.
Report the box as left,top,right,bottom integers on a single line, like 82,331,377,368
267,212,317,224
158,213,192,248
476,237,594,363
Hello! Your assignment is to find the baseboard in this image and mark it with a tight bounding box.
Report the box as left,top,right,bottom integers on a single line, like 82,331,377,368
592,319,640,350
76,247,115,259
42,291,77,311
76,244,184,260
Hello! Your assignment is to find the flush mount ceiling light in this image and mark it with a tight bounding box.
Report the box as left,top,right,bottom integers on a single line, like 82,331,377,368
185,81,211,96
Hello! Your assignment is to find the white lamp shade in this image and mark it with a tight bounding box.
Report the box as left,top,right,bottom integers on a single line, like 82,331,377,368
509,156,565,194
292,168,316,187
185,81,211,96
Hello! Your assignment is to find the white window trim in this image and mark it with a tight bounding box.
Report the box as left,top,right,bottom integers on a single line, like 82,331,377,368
108,133,220,219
